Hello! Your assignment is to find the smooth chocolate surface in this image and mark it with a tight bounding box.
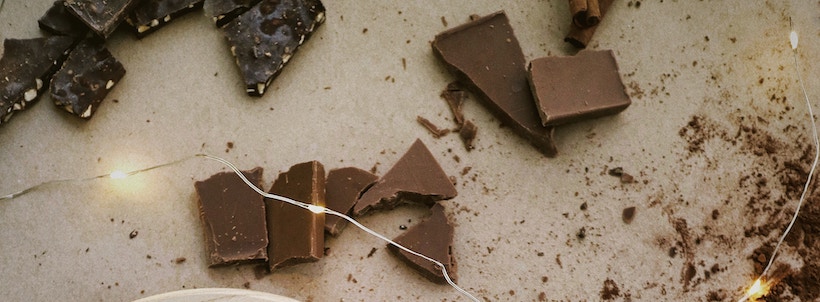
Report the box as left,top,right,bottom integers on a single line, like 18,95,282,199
128,0,205,37
387,203,457,284
194,167,268,266
51,39,126,119
205,0,262,27
528,50,630,126
222,0,326,96
64,0,141,38
38,1,91,38
266,161,326,269
353,139,457,216
0,37,75,125
432,11,557,157
324,167,378,236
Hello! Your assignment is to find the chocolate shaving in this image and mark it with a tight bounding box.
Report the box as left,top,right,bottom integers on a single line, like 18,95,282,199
417,116,450,138
569,0,601,28
564,0,614,48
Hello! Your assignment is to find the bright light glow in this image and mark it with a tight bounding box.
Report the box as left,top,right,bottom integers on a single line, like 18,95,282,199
747,279,762,297
790,31,798,50
307,205,325,214
109,171,128,179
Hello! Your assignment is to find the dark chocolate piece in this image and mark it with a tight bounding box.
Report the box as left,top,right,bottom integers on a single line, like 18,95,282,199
564,0,614,48
527,50,630,126
266,161,326,269
0,37,75,125
38,1,91,38
324,167,378,236
353,139,457,216
432,11,557,157
64,0,142,38
458,120,477,151
194,167,268,266
205,0,262,27
417,116,450,138
51,39,126,119
127,0,205,37
387,203,457,284
222,0,326,96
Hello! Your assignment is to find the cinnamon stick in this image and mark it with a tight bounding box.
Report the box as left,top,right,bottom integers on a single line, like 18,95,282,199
568,0,601,28
565,0,614,48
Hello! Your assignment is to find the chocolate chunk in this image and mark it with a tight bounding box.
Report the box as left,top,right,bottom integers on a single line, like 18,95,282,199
564,0,614,48
194,167,268,266
205,0,262,27
127,0,205,37
528,50,630,126
387,203,457,284
441,82,467,126
266,161,325,269
38,1,91,38
324,167,378,236
222,0,326,96
459,120,477,151
51,39,126,119
64,0,142,38
353,139,457,216
0,37,75,125
432,11,557,157
417,116,450,138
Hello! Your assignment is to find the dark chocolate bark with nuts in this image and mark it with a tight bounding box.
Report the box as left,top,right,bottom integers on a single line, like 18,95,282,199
64,0,142,38
38,1,91,39
50,39,126,119
205,0,263,28
127,0,205,37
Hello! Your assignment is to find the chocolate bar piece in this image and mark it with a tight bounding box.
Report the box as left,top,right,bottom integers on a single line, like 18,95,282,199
0,37,75,125
38,1,90,38
528,50,630,126
194,167,268,266
51,39,126,119
432,11,557,157
64,0,142,38
387,203,457,284
205,0,262,28
324,167,378,236
353,139,457,216
222,0,326,96
266,161,326,269
127,0,205,37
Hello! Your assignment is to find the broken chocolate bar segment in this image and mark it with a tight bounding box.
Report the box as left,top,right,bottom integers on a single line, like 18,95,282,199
528,50,630,126
266,161,326,269
353,139,457,216
324,167,378,236
205,0,262,27
565,0,614,48
387,203,457,284
432,11,557,157
38,1,91,38
127,0,205,37
51,39,126,119
222,0,326,96
0,37,75,125
194,167,268,266
64,0,142,38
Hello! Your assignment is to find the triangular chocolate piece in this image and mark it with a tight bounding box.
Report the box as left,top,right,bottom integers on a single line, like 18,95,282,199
324,167,378,236
387,203,457,284
353,139,456,216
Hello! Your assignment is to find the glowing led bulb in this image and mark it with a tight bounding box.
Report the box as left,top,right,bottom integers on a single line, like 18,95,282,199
307,205,325,214
790,31,798,50
109,171,127,179
747,279,763,297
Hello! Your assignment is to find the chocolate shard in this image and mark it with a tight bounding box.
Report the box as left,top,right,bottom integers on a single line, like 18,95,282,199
51,39,126,119
353,139,457,216
194,167,268,266
432,11,557,157
387,203,457,284
38,1,91,38
324,167,378,236
127,0,205,37
222,0,326,97
441,82,467,126
528,50,631,126
266,161,326,270
205,0,262,28
64,0,142,38
0,36,75,125
564,0,614,48
458,120,477,151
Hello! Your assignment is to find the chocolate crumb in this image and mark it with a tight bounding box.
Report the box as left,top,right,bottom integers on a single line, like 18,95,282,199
600,278,621,300
441,16,448,27
608,167,623,177
622,207,636,224
577,227,586,239
129,230,138,239
580,202,588,211
459,120,477,150
366,247,377,258
174,257,186,264
538,292,547,301
417,116,450,138
711,209,720,220
242,282,250,289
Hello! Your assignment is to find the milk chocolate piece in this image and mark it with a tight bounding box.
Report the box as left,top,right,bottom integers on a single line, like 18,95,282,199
51,39,126,119
127,0,205,37
441,82,466,126
38,1,90,38
528,50,630,126
194,167,268,266
417,116,450,138
387,203,457,284
64,0,142,38
564,0,614,48
432,11,557,157
205,0,262,27
0,37,75,125
353,139,457,216
266,161,325,269
222,0,326,96
324,167,378,236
